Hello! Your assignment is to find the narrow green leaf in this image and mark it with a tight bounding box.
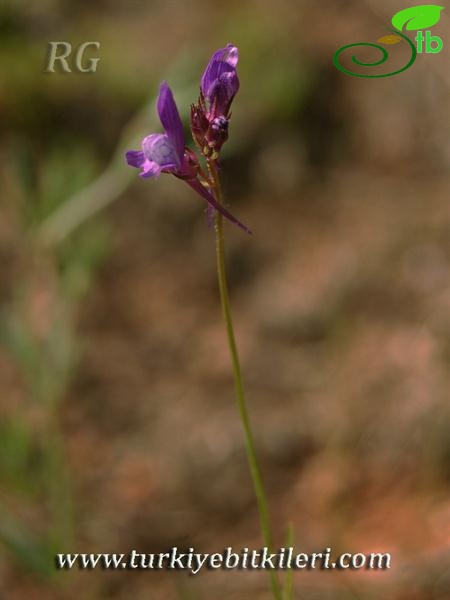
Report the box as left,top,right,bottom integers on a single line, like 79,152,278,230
282,523,295,600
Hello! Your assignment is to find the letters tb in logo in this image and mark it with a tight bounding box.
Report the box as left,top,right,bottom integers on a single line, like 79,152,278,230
415,31,443,53
45,42,101,73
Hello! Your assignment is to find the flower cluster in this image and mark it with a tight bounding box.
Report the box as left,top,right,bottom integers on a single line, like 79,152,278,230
125,44,249,233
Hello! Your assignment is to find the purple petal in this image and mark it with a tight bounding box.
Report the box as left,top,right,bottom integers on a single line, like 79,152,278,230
185,178,251,234
140,159,161,178
201,45,238,91
125,149,162,178
157,82,185,164
125,150,145,168
201,44,239,111
142,133,179,170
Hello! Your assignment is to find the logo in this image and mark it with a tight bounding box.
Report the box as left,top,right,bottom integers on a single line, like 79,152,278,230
45,42,101,73
334,5,444,78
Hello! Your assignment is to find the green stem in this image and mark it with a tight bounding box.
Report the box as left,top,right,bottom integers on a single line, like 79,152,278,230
208,160,282,600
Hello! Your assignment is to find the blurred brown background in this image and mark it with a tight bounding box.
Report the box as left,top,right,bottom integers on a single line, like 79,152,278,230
0,0,449,598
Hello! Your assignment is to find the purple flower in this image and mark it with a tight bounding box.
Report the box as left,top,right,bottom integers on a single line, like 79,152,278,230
126,82,195,180
201,44,239,118
191,45,239,156
126,82,250,233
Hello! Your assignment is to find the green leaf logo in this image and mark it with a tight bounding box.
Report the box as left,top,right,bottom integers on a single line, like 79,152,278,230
392,5,445,31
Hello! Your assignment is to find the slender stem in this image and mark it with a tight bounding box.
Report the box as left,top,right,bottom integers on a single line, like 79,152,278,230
208,160,282,600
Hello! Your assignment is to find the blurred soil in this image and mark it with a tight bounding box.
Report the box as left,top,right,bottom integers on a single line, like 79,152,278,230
11,167,444,599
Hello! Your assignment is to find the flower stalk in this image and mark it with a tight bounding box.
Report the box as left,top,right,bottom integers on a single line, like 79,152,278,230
208,159,282,600
125,43,283,599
